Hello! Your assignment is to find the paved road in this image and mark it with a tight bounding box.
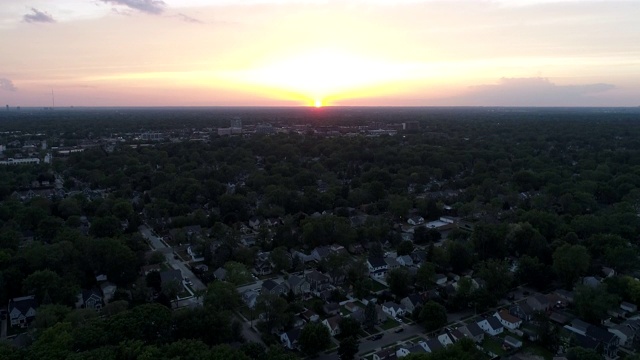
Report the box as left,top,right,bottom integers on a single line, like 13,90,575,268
139,224,207,291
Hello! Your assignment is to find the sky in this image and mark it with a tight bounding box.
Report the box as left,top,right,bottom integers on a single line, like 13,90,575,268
0,0,639,107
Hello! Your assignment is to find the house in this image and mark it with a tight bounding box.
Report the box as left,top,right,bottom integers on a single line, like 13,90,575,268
385,257,401,270
583,276,601,288
459,323,485,343
261,279,287,296
422,338,443,352
549,312,570,325
448,328,466,342
367,257,388,279
291,249,313,263
373,348,397,360
396,255,414,267
322,315,342,336
213,267,227,281
344,302,361,313
504,335,523,349
495,309,522,330
527,294,551,312
510,303,535,322
286,275,310,296
586,325,620,359
8,295,37,328
77,288,104,311
565,320,620,359
407,216,424,226
323,302,341,316
411,251,427,265
254,260,272,276
140,264,161,275
280,327,302,349
248,216,262,230
621,302,637,313
396,344,427,358
478,317,504,336
609,324,634,347
401,294,424,313
305,270,330,291
301,309,320,322
602,267,616,278
438,333,454,346
554,289,575,304
435,274,447,286
382,302,406,318
242,290,258,309
311,246,331,262
100,282,117,303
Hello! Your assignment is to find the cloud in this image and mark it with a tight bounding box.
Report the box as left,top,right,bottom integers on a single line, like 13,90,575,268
454,77,615,106
23,8,56,23
0,78,17,92
175,13,202,23
101,0,166,15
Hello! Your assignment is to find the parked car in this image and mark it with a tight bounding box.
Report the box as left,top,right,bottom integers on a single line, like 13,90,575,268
183,277,193,286
394,327,404,333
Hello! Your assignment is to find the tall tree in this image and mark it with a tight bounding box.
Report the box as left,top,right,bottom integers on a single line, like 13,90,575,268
299,322,331,357
553,244,590,289
338,336,359,360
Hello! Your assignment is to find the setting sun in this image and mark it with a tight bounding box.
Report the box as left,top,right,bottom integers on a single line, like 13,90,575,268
314,99,322,108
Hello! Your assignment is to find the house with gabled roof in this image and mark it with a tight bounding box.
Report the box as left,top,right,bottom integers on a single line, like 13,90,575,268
373,348,397,360
609,324,634,347
396,255,413,267
8,295,38,328
261,279,287,296
368,257,388,279
494,309,522,330
280,327,302,349
510,302,535,322
396,343,427,357
422,338,443,352
76,288,104,311
527,294,551,312
305,270,330,291
478,317,504,336
322,315,342,337
459,323,484,343
286,275,310,296
401,294,424,313
382,301,406,318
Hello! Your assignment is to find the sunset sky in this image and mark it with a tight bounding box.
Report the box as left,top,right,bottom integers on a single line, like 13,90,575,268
1,0,639,107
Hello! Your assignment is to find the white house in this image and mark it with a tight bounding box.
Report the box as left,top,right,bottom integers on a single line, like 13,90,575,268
396,344,427,357
396,255,414,267
367,257,388,279
8,295,37,328
407,216,425,226
438,333,454,347
494,309,522,330
382,301,406,318
322,315,342,337
478,317,504,336
280,327,302,349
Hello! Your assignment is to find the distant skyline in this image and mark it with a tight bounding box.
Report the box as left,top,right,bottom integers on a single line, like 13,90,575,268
1,0,639,107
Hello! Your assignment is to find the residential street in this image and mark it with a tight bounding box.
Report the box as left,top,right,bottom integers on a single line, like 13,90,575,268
138,224,207,291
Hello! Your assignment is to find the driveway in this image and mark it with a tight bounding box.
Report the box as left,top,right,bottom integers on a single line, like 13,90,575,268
139,224,207,292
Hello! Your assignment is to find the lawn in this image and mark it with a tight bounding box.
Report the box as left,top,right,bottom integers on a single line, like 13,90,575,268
482,337,507,357
370,281,387,292
523,343,554,360
380,318,400,330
